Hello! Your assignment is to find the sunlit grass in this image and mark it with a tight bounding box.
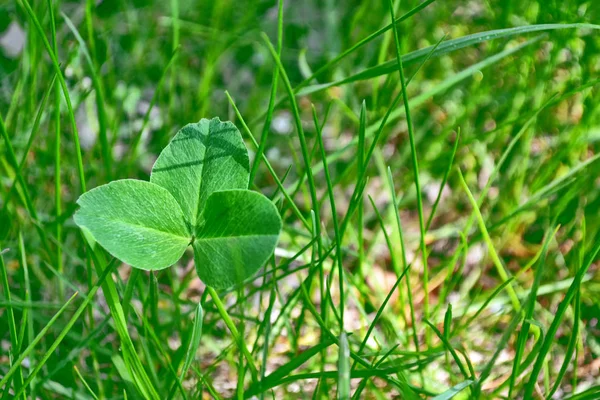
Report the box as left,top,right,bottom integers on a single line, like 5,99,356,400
1,0,600,398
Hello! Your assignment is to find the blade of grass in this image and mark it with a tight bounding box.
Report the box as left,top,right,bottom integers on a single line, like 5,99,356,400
122,268,140,319
19,233,36,397
387,166,419,352
523,235,600,398
475,308,523,393
356,101,366,278
86,243,160,400
508,226,558,396
225,90,310,231
457,168,520,310
299,23,600,94
250,0,283,184
168,0,179,127
0,291,79,390
73,366,99,400
10,259,118,398
313,104,345,327
18,0,86,193
258,258,277,400
180,303,203,381
1,74,56,214
0,248,25,397
206,287,258,383
261,32,323,259
423,319,470,380
425,130,460,233
61,12,111,180
84,0,97,62
246,338,336,396
14,309,28,400
546,286,581,398
406,32,448,87
386,0,429,340
338,332,351,400
431,380,474,400
460,278,515,330
563,385,600,400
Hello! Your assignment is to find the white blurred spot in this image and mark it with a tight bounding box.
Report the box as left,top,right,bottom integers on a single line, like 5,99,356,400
0,22,25,58
77,107,97,150
82,76,92,91
466,243,485,265
272,112,292,135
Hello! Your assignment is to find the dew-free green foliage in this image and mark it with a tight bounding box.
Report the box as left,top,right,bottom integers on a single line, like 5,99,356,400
74,118,281,289
3,0,600,398
74,180,190,271
193,190,281,289
150,118,250,230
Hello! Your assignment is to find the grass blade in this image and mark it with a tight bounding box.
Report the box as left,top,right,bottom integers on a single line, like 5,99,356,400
0,248,25,397
10,259,119,398
508,226,559,396
206,287,258,383
261,32,322,256
225,91,310,231
87,244,160,400
61,12,111,180
250,0,283,184
246,338,336,396
313,104,345,327
523,237,600,398
431,380,474,400
386,167,419,352
0,292,79,390
386,0,429,337
457,169,521,310
338,332,351,400
18,0,86,193
180,303,203,381
423,319,470,380
73,365,99,400
299,23,600,93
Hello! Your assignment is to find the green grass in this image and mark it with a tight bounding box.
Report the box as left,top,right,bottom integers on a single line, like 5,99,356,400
2,0,600,398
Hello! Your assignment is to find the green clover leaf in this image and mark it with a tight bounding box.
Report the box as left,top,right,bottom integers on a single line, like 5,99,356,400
74,118,281,289
150,118,250,232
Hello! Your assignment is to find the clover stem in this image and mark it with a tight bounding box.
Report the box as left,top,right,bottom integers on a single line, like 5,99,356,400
206,287,258,382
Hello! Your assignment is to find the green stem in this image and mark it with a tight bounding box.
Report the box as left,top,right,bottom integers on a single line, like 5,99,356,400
207,287,258,383
457,169,521,310
386,0,429,343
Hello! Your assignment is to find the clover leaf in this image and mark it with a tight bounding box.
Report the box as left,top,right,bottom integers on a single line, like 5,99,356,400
150,118,250,232
193,190,281,290
74,179,190,270
74,118,281,289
